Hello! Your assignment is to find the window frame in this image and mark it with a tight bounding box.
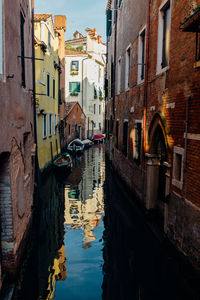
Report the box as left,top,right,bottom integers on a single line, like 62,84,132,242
43,113,47,139
133,120,142,164
125,45,131,90
117,57,121,94
54,114,57,134
71,60,79,72
172,146,184,190
49,113,53,137
69,82,80,93
122,121,129,157
47,74,50,97
157,0,171,74
138,27,146,84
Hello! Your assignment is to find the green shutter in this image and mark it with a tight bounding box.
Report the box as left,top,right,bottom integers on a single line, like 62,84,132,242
77,82,80,92
69,82,72,92
106,10,112,37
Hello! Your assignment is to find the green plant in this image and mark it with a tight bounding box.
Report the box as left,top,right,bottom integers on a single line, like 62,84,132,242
70,92,78,96
71,71,78,76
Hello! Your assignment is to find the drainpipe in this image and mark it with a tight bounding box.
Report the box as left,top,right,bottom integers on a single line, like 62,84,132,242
82,56,88,109
184,96,190,171
82,56,88,136
113,0,118,120
31,0,40,195
143,0,151,155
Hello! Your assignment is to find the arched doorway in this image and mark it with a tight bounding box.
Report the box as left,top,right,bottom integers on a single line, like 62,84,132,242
146,114,169,224
150,125,167,220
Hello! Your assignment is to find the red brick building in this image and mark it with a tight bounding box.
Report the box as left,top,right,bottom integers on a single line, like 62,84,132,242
106,0,200,268
64,102,86,144
0,0,35,281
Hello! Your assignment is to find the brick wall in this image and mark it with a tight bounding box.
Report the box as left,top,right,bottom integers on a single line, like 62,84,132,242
0,154,14,266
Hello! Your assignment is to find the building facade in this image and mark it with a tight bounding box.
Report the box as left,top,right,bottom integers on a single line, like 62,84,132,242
0,0,35,279
106,0,200,269
64,101,86,144
34,14,61,172
65,29,106,138
54,15,67,151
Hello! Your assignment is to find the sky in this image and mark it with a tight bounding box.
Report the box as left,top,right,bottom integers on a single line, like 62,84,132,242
34,0,107,42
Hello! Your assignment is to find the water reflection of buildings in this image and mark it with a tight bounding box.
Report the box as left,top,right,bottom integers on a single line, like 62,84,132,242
13,172,67,300
65,146,105,248
38,174,67,300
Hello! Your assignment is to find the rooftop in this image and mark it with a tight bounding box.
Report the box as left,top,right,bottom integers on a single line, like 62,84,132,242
34,14,52,21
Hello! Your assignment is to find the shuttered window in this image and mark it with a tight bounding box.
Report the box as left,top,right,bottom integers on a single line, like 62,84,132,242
69,82,80,93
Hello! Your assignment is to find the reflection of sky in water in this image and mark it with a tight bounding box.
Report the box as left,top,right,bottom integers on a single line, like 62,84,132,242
55,146,105,300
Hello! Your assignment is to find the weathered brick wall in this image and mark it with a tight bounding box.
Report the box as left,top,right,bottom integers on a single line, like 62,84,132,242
0,0,35,277
0,154,14,267
106,0,200,268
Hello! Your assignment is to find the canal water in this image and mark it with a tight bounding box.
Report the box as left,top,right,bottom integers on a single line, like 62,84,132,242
12,145,200,300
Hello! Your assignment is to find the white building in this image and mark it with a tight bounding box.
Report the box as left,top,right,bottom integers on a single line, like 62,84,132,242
65,28,106,137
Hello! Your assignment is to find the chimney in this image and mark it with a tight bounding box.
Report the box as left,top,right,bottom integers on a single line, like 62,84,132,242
54,15,67,32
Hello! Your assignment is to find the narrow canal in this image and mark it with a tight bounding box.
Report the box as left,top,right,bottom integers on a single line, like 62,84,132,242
12,145,200,300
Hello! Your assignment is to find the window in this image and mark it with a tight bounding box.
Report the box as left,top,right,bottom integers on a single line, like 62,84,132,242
117,58,121,94
99,88,103,99
113,0,117,24
94,104,96,114
71,61,79,71
119,0,122,7
49,114,52,136
0,0,3,74
172,146,184,189
48,31,51,51
69,82,80,93
68,124,71,136
157,0,171,73
138,28,146,83
99,104,101,114
20,12,26,87
54,114,57,134
122,122,128,156
47,74,50,97
43,114,47,138
116,120,119,149
53,79,55,99
94,86,97,99
106,9,112,37
98,67,101,83
99,123,101,131
195,33,200,62
125,46,131,89
134,122,142,164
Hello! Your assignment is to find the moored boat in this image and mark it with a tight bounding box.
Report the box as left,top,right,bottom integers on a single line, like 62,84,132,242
53,152,72,176
82,139,94,148
67,139,84,155
92,134,105,143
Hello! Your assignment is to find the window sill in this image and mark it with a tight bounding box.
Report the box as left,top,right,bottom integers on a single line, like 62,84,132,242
194,61,200,68
156,65,169,76
137,79,144,85
43,136,47,140
172,178,183,190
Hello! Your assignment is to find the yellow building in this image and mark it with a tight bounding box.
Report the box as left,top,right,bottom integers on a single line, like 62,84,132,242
34,14,61,171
